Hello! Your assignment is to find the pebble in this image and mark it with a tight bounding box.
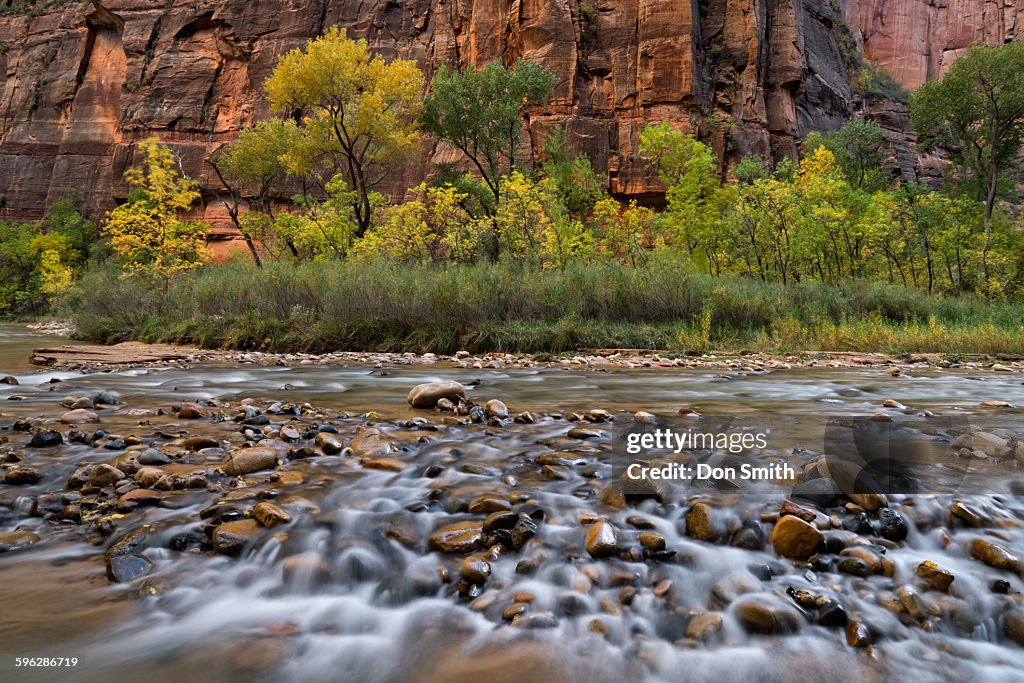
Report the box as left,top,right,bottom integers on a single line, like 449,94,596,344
685,502,719,542
878,507,909,541
1004,611,1024,647
485,399,509,418
428,521,484,554
0,530,40,552
459,556,491,584
315,432,344,454
212,519,263,555
348,428,394,459
734,598,802,634
117,488,162,512
639,531,666,552
915,560,955,591
770,515,824,560
971,538,1020,572
28,430,63,448
685,612,723,640
3,466,41,485
177,402,208,419
408,381,466,408
253,501,292,527
90,464,126,487
585,521,618,558
222,447,280,476
60,409,100,425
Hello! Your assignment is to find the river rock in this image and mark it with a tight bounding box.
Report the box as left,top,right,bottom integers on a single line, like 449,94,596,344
348,428,393,459
177,402,208,419
182,436,219,451
89,464,126,487
0,530,40,552
685,502,719,542
213,519,263,555
770,515,823,559
222,447,280,476
106,554,152,583
315,432,344,455
971,538,1020,572
973,432,1011,458
408,381,466,408
848,492,887,512
734,598,802,634
0,375,19,385
134,467,164,488
3,466,40,485
949,500,989,528
846,621,872,647
685,611,723,640
117,488,163,512
585,521,618,558
60,409,100,424
878,507,909,541
485,399,509,419
137,448,172,466
253,501,292,527
639,531,666,552
1004,611,1024,647
429,521,484,554
460,556,491,584
915,560,955,591
362,457,406,472
28,430,62,448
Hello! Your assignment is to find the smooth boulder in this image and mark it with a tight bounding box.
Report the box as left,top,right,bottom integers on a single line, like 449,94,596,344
408,381,466,408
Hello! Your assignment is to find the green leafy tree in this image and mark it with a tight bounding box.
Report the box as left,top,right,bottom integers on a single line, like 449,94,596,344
540,126,606,218
422,59,557,215
910,42,1024,267
265,27,425,238
212,118,302,264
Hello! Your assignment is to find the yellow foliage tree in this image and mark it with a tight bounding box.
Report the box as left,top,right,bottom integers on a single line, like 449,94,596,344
265,27,425,238
105,138,209,291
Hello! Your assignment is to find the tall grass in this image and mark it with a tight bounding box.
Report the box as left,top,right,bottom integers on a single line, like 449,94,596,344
66,255,1024,355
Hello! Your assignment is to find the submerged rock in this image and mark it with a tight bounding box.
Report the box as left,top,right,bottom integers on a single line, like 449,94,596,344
770,516,823,559
429,521,484,554
222,447,279,476
585,521,618,558
408,381,466,408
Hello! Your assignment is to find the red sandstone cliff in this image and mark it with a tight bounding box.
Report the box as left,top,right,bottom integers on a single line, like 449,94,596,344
0,0,1014,227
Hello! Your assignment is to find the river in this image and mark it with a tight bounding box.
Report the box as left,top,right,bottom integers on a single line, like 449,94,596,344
0,325,1022,683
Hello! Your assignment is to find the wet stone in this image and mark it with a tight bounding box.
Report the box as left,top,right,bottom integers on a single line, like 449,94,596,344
90,464,126,487
460,556,491,585
3,466,41,486
429,521,484,554
408,381,466,408
915,560,955,591
106,554,152,583
878,507,909,542
314,432,344,455
0,530,41,552
222,447,279,476
686,503,719,542
585,521,618,558
253,501,292,528
213,519,263,556
770,515,824,560
28,430,62,448
734,598,802,634
60,409,100,425
971,538,1020,572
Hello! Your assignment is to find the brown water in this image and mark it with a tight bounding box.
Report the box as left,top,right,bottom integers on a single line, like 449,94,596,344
1,327,1023,683
0,324,84,373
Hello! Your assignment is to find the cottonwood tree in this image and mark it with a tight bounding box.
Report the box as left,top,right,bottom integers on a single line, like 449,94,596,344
422,60,557,214
265,28,425,237
910,42,1024,272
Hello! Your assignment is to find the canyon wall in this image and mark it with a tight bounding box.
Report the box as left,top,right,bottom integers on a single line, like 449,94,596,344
0,0,1017,227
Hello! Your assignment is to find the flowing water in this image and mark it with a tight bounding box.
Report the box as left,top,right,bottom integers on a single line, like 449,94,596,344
1,325,1023,683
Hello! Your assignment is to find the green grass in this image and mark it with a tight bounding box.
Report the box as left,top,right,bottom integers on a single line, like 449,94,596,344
66,256,1024,356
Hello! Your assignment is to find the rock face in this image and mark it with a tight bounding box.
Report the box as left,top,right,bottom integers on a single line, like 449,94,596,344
843,0,1024,91
2,0,855,226
0,0,1010,229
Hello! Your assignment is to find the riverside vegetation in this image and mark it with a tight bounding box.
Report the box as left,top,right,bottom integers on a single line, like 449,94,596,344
4,31,1024,355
